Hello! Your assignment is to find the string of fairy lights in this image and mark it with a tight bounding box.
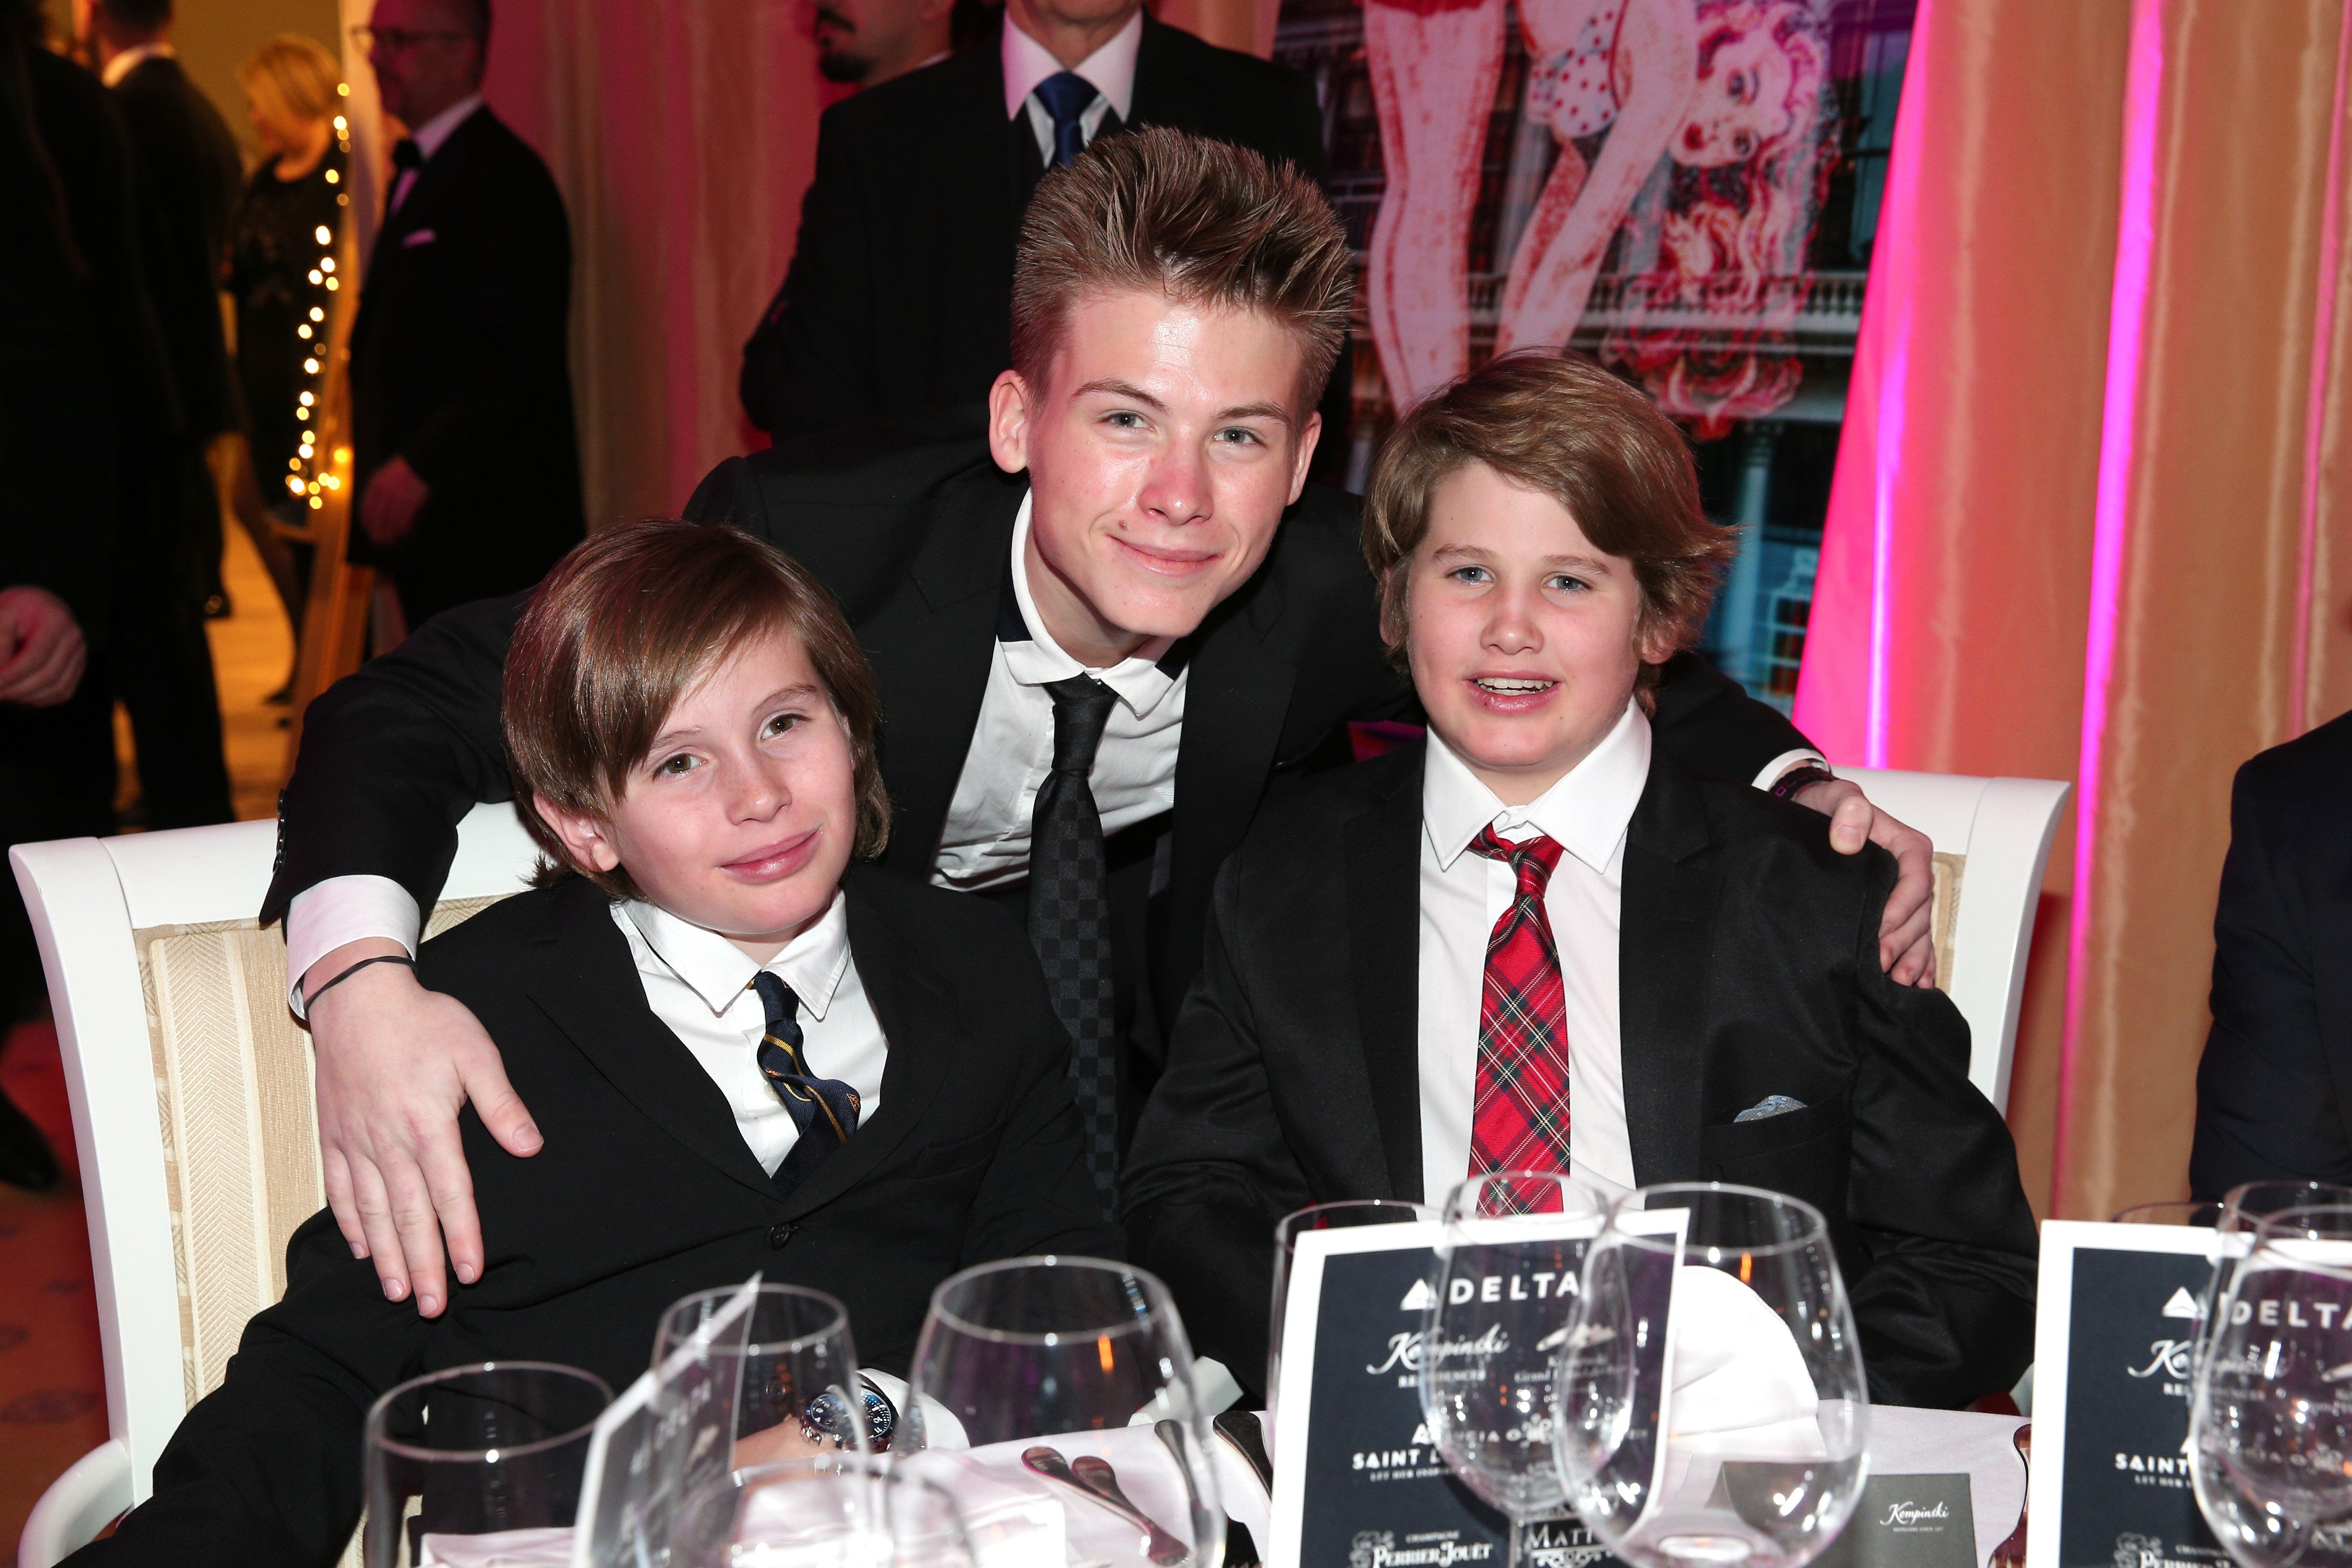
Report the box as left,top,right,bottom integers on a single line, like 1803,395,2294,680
285,82,355,513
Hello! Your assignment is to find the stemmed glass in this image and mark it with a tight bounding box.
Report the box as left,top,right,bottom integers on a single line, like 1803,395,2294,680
1269,1199,1435,1454
2190,1203,2352,1568
2195,1184,2352,1372
1556,1183,1870,1568
1416,1171,1605,1568
670,1454,978,1567
363,1361,613,1567
653,1284,869,1466
903,1255,1223,1566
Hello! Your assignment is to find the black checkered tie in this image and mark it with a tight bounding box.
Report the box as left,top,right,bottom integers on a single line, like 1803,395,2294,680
751,971,860,1200
1030,674,1120,1214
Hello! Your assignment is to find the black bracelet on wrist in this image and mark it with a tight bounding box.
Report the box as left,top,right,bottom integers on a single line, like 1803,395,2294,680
303,953,415,1014
1769,764,1838,801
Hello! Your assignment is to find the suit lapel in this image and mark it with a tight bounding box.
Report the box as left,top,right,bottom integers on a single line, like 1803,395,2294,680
1169,581,1297,938
1127,16,1187,129
869,472,1024,880
774,872,952,1217
522,883,782,1206
1343,748,1428,1200
1618,757,1718,1187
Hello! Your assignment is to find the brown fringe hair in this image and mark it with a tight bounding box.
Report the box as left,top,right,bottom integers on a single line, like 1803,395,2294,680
1010,125,1354,411
1361,350,1736,680
502,520,891,900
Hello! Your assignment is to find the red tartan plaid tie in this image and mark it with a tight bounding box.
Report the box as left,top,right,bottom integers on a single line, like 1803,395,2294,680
1466,828,1572,1193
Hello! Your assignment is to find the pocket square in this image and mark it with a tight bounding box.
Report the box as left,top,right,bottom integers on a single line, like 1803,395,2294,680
402,227,437,247
1733,1094,1807,1123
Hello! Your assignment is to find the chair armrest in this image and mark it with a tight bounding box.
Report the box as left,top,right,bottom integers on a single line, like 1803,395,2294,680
18,1439,131,1568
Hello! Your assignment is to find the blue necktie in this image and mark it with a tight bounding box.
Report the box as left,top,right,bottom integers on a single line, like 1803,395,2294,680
1033,71,1100,169
751,971,861,1198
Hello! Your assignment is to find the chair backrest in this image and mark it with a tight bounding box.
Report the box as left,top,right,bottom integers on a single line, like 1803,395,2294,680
8,802,542,1508
1834,768,2072,1113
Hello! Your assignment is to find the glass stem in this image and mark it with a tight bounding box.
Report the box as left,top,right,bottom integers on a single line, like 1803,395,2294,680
1509,1517,1529,1568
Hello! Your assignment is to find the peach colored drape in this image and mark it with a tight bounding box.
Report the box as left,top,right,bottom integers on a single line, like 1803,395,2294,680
1798,0,2352,1220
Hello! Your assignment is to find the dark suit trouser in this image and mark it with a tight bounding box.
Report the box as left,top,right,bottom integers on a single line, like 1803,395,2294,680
109,442,232,828
0,672,116,1014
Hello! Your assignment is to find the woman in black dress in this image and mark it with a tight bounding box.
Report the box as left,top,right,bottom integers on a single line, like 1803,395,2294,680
227,34,346,683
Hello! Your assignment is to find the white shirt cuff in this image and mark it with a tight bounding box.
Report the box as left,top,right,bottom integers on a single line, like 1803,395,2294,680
1752,748,1830,794
285,874,423,1017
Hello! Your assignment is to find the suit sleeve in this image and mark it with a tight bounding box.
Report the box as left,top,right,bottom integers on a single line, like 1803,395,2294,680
1648,650,1815,787
2191,762,2351,1196
1840,850,2039,1408
397,163,572,496
65,1215,437,1568
738,110,882,439
1122,861,1317,1399
961,932,1128,1263
261,592,528,926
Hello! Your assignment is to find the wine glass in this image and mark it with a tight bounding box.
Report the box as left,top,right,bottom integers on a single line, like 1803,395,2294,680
670,1454,977,1567
2198,1185,2352,1368
654,1284,869,1465
2190,1203,2352,1568
902,1255,1222,1567
364,1361,613,1567
1556,1183,1870,1568
1269,1199,1435,1453
1416,1171,1606,1568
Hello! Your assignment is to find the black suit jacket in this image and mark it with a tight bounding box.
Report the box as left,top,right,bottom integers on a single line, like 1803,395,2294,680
2191,711,2352,1197
1122,742,2039,1410
73,868,1116,1568
739,15,1328,441
109,55,238,443
263,433,1811,1048
348,105,582,626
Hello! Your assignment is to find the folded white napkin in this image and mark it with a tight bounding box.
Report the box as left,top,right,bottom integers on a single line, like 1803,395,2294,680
1664,1266,1827,1459
895,1449,1071,1568
418,1526,576,1568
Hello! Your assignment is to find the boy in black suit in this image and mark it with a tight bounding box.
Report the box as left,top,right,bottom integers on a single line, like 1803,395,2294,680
1123,353,2039,1410
69,522,1114,1567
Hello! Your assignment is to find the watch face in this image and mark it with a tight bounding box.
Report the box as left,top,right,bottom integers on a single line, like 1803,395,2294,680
799,1384,897,1452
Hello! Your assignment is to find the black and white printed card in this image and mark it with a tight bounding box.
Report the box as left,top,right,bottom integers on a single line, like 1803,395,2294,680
2025,1221,2235,1568
1267,1216,1684,1568
1813,1474,1977,1568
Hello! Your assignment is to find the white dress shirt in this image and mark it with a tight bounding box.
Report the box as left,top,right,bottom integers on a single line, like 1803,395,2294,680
614,892,887,1176
931,491,1187,891
1001,9,1142,166
98,41,172,87
388,93,483,214
1416,704,1651,1209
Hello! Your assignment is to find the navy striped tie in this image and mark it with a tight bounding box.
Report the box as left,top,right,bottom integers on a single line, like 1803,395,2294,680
751,971,860,1198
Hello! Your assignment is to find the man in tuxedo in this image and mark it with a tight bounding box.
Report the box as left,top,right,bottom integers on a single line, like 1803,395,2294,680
81,0,236,827
738,0,1329,442
1123,354,2038,1410
2190,712,2352,1197
349,0,582,631
67,520,1115,1567
270,130,1938,1320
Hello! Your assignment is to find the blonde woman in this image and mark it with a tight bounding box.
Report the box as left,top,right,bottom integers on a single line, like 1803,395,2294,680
226,33,345,679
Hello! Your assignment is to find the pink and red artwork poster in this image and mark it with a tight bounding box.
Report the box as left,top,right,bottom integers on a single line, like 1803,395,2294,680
1282,0,1917,707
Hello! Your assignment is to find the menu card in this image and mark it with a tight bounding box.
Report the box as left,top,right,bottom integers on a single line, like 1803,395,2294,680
1266,1217,1683,1568
2026,1222,2233,1568
572,1274,761,1568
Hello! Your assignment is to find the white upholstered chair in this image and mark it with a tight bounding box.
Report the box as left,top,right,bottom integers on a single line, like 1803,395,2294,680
1834,768,2072,1114
10,802,542,1568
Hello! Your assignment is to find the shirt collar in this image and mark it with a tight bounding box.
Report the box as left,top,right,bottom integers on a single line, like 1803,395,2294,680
1000,7,1141,123
99,42,172,87
623,891,855,1023
1422,700,1652,875
998,491,1179,719
408,93,484,160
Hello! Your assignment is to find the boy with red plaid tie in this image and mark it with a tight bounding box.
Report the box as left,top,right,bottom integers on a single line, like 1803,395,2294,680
1123,351,2038,1412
